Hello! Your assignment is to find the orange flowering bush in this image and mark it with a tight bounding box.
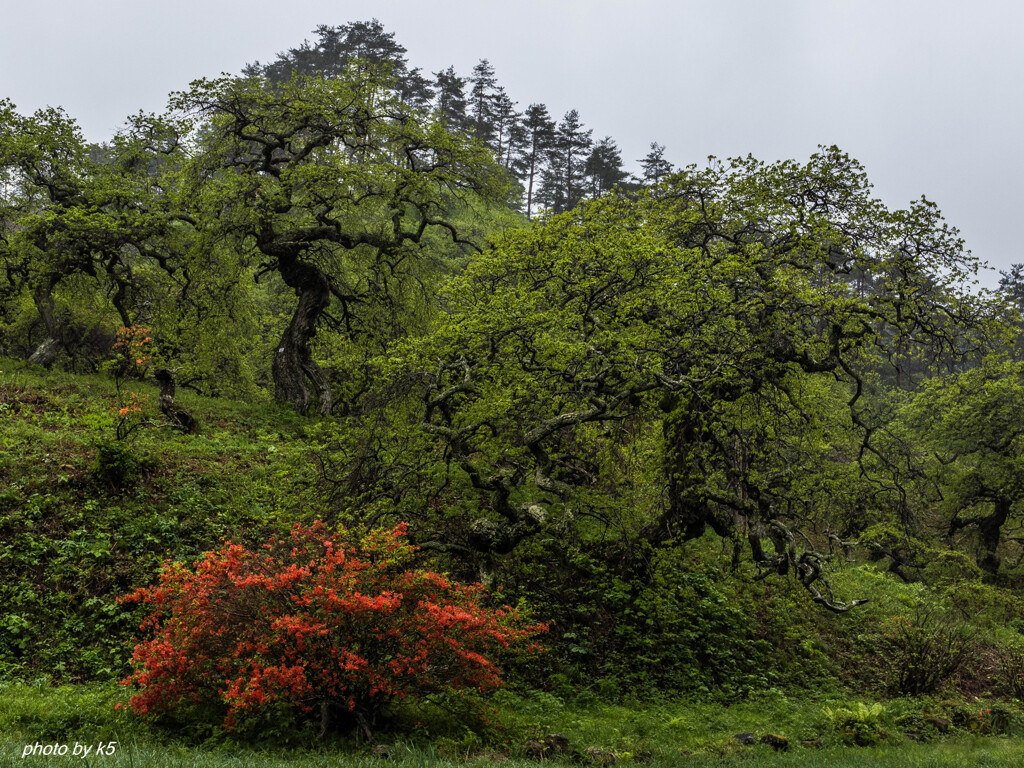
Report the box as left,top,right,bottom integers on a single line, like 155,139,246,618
113,325,153,372
108,325,155,440
119,522,545,732
110,390,151,441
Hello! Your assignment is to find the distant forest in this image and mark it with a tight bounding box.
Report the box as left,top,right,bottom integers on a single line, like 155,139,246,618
243,19,675,216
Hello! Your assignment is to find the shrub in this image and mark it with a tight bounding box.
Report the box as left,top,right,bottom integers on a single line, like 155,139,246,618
90,441,141,488
998,644,1024,700
881,608,975,696
119,522,545,735
824,702,887,746
503,541,770,698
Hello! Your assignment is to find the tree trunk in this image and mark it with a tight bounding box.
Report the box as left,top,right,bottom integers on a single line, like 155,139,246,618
646,392,735,543
949,498,1010,575
154,369,199,433
978,499,1010,575
28,284,60,366
272,255,333,416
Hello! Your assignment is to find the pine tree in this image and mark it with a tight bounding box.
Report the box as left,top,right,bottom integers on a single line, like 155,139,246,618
433,66,469,130
330,19,406,65
398,67,434,111
244,20,432,109
491,88,521,169
538,110,593,214
585,136,628,198
637,142,674,186
469,59,499,148
513,104,555,218
1000,264,1024,307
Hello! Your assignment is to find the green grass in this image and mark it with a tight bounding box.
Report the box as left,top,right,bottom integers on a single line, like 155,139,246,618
9,741,1021,768
2,682,1024,767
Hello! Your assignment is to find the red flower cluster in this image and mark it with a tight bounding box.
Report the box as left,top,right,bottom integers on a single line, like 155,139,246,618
119,522,545,730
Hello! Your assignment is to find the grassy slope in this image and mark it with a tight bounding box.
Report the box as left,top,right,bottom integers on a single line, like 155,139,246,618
0,358,315,680
4,359,1024,765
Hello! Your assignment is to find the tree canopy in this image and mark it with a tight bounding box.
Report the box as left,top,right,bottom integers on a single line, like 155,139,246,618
339,147,999,610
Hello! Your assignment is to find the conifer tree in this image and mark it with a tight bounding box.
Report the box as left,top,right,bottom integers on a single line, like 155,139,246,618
433,66,469,131
585,136,628,197
999,264,1024,307
513,104,555,218
469,59,499,148
637,141,674,186
491,87,521,169
243,20,433,108
538,109,593,214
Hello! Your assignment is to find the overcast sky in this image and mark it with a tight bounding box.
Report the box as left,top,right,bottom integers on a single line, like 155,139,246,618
2,0,1020,286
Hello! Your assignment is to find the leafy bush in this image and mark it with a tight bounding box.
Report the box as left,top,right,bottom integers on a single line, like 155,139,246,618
881,608,975,696
1000,645,1024,700
824,702,888,745
90,441,141,488
119,522,545,735
502,539,772,699
823,701,885,724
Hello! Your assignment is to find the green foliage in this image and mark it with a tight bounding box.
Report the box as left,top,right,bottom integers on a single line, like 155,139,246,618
823,702,887,746
823,701,886,725
503,541,769,698
376,146,998,620
886,358,1024,576
0,680,133,744
89,441,141,488
164,67,512,415
998,644,1024,700
880,608,976,696
0,359,312,681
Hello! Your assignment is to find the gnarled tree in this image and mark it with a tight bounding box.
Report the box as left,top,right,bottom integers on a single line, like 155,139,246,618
379,148,996,609
172,68,508,414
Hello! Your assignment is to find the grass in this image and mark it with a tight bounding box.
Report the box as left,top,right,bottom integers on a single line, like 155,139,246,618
2,682,1024,767
10,741,1022,768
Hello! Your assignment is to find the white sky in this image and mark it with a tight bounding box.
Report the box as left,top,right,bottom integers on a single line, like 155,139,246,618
2,0,1021,285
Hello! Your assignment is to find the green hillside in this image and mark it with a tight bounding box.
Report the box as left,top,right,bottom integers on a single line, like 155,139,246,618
5,18,1024,766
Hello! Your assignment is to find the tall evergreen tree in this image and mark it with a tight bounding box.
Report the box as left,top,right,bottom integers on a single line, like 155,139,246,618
538,109,593,214
398,67,434,111
469,59,499,148
999,264,1024,307
585,136,628,198
243,20,432,109
433,66,469,131
637,142,674,186
326,19,406,65
514,104,556,219
491,87,521,168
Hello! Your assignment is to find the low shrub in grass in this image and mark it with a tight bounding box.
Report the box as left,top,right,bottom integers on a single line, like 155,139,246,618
119,521,545,737
823,701,888,745
881,608,975,696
